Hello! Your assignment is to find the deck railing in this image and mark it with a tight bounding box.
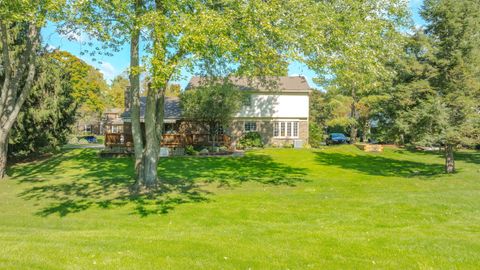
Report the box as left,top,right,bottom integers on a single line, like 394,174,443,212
105,133,231,149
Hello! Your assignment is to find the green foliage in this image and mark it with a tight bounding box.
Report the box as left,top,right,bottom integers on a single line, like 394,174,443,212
8,52,76,158
107,75,129,109
385,1,480,149
418,0,480,147
309,122,324,148
49,50,109,115
238,132,263,149
376,31,438,144
185,145,198,156
166,84,181,98
305,0,409,141
181,81,245,137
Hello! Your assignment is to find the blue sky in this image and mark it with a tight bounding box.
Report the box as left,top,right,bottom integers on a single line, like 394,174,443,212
42,0,426,89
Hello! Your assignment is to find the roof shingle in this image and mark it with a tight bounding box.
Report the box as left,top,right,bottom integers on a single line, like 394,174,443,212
187,76,311,92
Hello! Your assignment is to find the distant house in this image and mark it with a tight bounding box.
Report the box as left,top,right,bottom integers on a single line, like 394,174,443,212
102,108,124,134
110,76,311,148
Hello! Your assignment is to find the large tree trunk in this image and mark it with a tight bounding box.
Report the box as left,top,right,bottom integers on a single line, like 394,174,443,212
0,23,40,179
130,0,144,182
140,87,164,188
445,144,455,173
0,131,8,179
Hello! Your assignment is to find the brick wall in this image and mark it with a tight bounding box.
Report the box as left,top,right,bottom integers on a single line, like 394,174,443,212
228,120,308,147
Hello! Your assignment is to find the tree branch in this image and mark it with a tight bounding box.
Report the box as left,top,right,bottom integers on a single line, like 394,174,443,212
10,23,38,99
0,22,11,119
3,24,40,131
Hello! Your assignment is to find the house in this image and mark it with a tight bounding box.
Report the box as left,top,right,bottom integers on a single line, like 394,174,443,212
74,108,124,135
107,76,311,149
102,108,124,134
187,76,311,147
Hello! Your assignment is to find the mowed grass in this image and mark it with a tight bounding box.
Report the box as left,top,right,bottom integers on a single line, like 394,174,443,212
1,145,479,269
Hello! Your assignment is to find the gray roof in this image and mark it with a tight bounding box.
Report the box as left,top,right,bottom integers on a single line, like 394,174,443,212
187,76,311,92
122,97,181,119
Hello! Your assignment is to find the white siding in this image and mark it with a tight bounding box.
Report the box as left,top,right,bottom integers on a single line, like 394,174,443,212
236,94,309,118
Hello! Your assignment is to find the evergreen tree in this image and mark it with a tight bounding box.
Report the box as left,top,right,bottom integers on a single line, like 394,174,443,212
387,1,480,173
8,52,76,158
380,31,438,145
421,0,480,173
0,0,65,178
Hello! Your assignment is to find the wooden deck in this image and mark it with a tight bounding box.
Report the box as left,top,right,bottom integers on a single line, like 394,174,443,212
105,133,231,150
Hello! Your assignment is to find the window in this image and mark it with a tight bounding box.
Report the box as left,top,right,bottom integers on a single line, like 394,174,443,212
274,122,279,137
293,122,299,137
273,121,299,138
244,121,257,132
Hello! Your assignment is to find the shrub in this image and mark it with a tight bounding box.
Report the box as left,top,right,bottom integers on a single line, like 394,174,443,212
309,122,324,148
67,136,79,144
238,132,263,149
282,141,293,148
185,145,198,156
209,146,220,153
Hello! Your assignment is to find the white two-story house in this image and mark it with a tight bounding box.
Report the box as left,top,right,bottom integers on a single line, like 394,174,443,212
187,76,311,146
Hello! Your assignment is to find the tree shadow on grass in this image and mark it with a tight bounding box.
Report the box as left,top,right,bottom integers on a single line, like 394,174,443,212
314,151,445,178
396,149,480,166
14,149,307,217
158,154,309,187
15,150,209,217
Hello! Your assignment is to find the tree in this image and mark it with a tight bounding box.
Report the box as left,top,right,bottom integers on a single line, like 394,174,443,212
9,51,76,158
379,31,438,145
384,0,480,173
69,0,317,188
60,0,145,181
0,0,65,178
181,81,245,147
419,0,479,173
50,50,109,130
304,0,409,143
142,82,181,98
165,84,180,98
108,75,129,109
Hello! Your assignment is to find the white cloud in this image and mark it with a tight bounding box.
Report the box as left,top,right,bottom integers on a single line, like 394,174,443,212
99,62,116,82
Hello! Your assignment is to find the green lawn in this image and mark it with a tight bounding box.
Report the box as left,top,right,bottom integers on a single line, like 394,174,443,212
1,146,479,269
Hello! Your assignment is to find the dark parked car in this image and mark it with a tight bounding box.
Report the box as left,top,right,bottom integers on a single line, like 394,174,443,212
84,136,97,144
326,133,349,145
